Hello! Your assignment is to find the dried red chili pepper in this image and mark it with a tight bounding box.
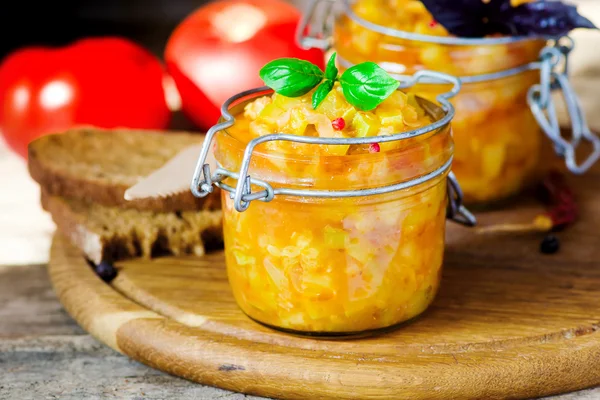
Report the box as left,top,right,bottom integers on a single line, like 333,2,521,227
537,170,578,230
477,171,577,234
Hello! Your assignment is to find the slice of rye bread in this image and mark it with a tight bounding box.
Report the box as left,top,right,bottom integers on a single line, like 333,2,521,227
28,128,219,212
41,190,223,265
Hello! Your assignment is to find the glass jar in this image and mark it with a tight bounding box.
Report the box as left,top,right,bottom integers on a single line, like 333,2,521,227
191,78,474,335
298,0,600,205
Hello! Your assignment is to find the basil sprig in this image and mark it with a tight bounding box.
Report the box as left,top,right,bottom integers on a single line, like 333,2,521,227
259,53,399,111
258,58,324,97
312,79,335,110
311,53,338,109
339,62,399,112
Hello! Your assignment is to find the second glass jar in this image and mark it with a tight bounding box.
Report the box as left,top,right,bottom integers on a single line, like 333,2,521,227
332,0,547,204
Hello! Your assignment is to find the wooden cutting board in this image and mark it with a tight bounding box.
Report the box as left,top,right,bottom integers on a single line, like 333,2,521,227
48,168,600,400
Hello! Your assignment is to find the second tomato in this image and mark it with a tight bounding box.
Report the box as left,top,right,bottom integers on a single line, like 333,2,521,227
165,0,325,130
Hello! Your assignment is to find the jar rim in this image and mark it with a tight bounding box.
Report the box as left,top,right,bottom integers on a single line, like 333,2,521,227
212,87,453,197
340,0,550,47
216,87,452,163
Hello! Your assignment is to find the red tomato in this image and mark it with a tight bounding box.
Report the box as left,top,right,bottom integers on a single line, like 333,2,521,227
165,0,325,130
0,37,171,158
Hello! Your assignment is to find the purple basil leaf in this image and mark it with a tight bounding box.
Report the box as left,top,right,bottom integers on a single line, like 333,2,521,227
507,1,597,37
419,0,512,37
419,0,597,38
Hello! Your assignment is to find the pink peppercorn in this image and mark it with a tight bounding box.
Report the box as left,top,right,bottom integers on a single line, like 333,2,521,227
369,143,381,153
331,117,346,131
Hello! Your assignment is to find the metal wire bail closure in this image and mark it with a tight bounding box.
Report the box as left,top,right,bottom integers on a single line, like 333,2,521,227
528,44,600,175
190,71,475,227
298,0,600,176
446,171,476,226
296,0,337,50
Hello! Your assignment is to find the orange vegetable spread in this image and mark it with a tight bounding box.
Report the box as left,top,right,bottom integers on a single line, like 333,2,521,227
334,0,546,204
214,83,452,333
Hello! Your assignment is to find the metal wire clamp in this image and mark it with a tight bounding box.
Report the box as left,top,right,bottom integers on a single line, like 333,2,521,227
527,46,600,174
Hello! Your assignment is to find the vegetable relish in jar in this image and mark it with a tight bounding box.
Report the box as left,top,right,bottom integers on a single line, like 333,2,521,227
319,0,598,204
192,55,471,334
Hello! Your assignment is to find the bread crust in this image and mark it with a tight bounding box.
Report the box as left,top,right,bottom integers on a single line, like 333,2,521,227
28,128,219,212
41,190,223,265
41,191,107,264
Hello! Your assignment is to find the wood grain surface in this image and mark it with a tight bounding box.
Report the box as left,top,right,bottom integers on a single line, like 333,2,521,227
3,265,599,400
0,265,267,400
47,164,600,400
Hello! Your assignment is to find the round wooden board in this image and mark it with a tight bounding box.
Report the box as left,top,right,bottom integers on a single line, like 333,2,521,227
48,170,600,400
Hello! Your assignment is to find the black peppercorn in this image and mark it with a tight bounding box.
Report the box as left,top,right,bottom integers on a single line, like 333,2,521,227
540,235,560,254
95,261,117,282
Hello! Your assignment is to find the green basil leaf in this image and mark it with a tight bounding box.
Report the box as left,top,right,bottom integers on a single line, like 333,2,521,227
324,52,339,81
339,62,400,111
259,58,324,97
312,80,335,110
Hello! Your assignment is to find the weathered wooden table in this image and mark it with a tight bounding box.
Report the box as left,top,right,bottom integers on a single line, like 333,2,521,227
0,263,268,400
0,264,595,400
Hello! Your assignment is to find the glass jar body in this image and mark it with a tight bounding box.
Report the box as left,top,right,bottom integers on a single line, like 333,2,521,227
221,177,448,334
334,11,546,204
214,99,453,335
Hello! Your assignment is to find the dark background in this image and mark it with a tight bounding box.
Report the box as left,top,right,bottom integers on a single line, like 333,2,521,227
0,0,215,59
